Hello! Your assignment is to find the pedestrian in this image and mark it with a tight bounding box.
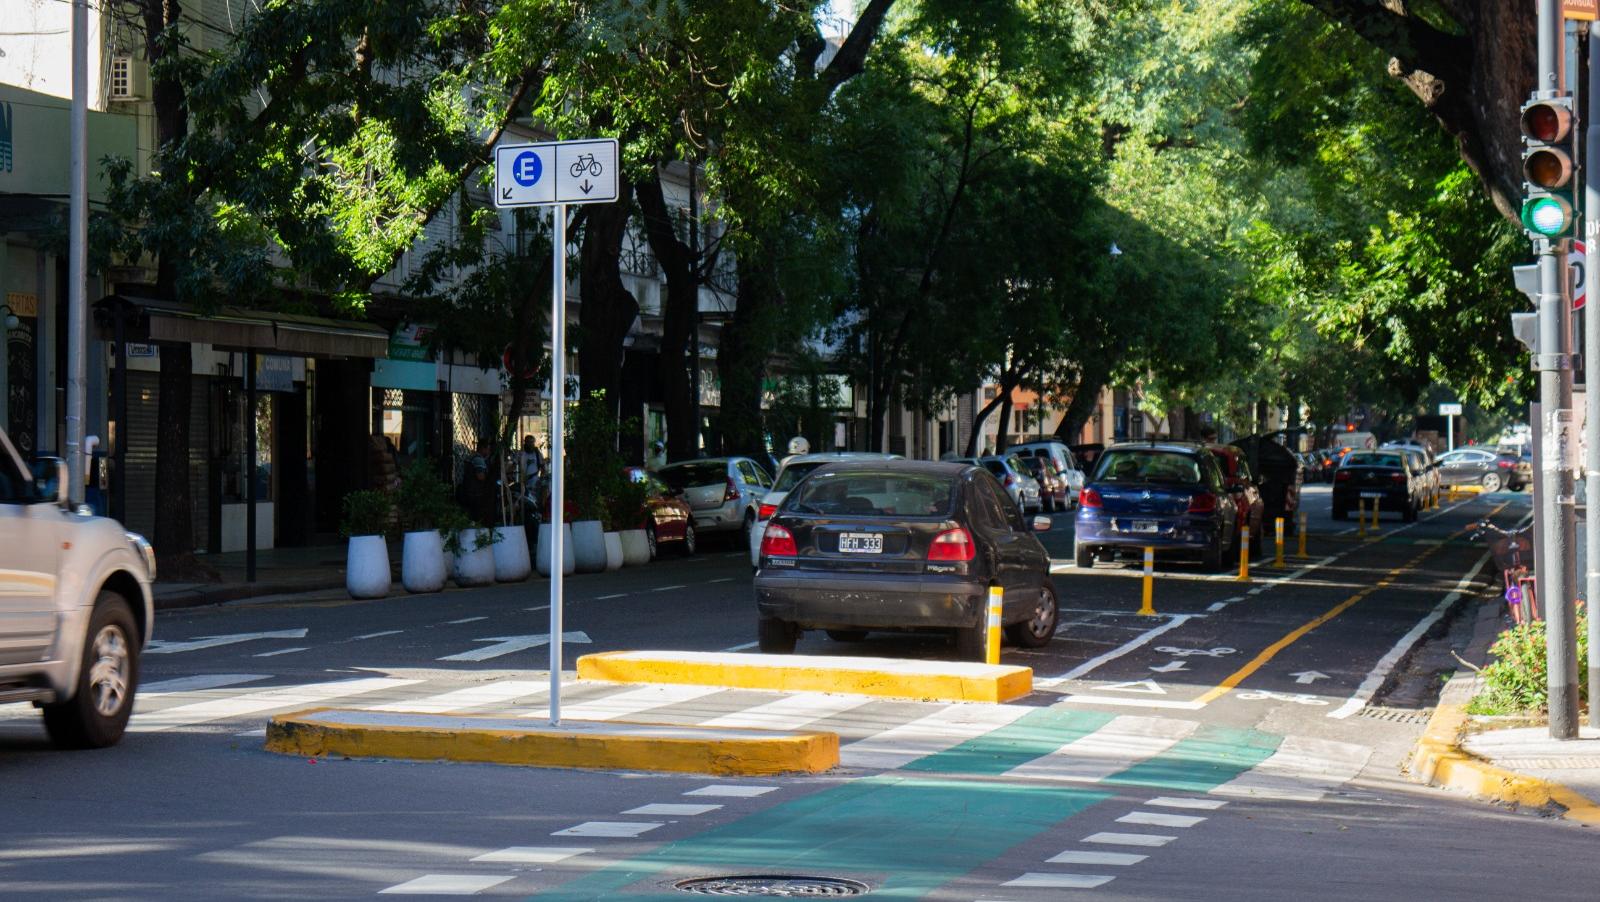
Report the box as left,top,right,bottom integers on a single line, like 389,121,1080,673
520,434,544,484
459,453,496,526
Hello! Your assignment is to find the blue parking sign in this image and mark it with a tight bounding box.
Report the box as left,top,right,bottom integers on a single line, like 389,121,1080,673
512,151,542,187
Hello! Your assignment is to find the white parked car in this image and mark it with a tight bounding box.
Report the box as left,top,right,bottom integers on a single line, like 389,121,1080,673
657,457,772,543
747,452,901,566
1008,440,1086,509
0,428,156,748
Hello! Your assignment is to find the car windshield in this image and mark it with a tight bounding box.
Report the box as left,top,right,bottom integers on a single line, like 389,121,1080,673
1344,452,1402,468
657,462,727,489
774,461,827,492
1094,450,1203,485
786,471,956,517
982,460,1008,477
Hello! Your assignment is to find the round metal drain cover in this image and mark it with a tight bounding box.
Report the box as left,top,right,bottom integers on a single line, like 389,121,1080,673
674,875,870,896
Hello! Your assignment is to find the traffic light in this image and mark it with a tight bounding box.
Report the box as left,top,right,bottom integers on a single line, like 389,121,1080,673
1520,95,1577,240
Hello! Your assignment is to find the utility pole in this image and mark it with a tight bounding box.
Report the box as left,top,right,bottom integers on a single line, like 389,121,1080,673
66,0,89,505
1587,18,1600,729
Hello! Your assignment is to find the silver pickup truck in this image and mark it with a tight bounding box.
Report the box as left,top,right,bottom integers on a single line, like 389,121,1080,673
0,428,155,748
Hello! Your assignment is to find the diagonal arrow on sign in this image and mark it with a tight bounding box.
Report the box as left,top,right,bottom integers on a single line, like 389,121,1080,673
1290,670,1329,685
439,632,592,663
146,629,309,655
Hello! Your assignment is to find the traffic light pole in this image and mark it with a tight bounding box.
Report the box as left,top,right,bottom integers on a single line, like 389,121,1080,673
1587,20,1600,730
1537,0,1580,741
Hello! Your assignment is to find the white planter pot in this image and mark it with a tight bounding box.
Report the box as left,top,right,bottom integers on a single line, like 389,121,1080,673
345,535,391,599
537,523,576,576
493,525,532,582
401,530,447,593
603,531,624,571
619,528,651,566
453,528,497,587
572,520,608,573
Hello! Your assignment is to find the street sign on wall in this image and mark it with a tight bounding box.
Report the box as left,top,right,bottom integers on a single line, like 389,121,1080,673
493,138,619,208
1564,0,1597,21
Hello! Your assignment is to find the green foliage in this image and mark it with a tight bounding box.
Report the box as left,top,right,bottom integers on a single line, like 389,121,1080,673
394,459,457,534
1469,609,1591,716
339,490,395,539
603,475,653,533
565,391,636,526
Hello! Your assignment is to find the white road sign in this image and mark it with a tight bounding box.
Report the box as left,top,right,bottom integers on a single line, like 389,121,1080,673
1438,402,1464,416
494,138,619,207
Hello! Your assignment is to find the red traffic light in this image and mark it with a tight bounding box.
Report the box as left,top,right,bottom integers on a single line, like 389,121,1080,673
1522,100,1573,143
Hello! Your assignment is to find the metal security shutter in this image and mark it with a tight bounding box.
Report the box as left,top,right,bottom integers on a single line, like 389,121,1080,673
122,371,159,538
188,377,210,552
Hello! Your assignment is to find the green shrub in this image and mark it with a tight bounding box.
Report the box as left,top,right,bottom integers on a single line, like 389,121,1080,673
394,459,455,533
1469,607,1590,715
340,490,394,539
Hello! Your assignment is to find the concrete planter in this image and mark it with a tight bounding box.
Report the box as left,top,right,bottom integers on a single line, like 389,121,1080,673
603,531,624,571
453,528,497,587
401,530,447,593
345,535,391,599
572,520,607,573
619,528,651,566
493,525,532,582
537,523,576,576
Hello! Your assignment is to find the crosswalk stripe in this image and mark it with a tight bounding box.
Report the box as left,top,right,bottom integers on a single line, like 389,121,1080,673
1083,832,1175,847
699,692,873,731
379,874,514,895
1117,811,1204,828
1209,735,1371,801
552,684,721,722
1002,715,1198,783
368,681,546,714
1003,873,1115,889
128,677,423,733
840,703,1032,770
140,674,273,696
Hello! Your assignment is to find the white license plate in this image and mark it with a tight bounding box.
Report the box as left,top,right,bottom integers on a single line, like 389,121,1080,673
838,532,884,554
1130,520,1160,534
1360,491,1383,499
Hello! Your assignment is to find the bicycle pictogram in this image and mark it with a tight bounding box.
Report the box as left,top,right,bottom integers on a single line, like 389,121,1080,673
1154,646,1236,658
570,153,604,178
1237,690,1328,705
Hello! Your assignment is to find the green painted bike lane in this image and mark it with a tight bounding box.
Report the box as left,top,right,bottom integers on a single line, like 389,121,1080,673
531,708,1284,900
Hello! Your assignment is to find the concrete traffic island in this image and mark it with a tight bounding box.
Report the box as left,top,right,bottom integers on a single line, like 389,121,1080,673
576,650,1033,703
264,708,838,775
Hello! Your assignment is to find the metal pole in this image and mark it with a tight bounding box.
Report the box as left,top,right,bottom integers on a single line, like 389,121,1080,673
65,0,89,505
1587,20,1600,729
1447,415,1454,452
245,351,256,583
1538,0,1580,740
549,204,566,726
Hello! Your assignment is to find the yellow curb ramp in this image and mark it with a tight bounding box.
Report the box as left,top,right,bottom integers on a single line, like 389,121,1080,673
576,650,1033,703
1407,703,1600,826
264,707,838,776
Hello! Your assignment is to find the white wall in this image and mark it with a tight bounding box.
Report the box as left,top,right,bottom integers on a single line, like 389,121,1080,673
0,0,109,110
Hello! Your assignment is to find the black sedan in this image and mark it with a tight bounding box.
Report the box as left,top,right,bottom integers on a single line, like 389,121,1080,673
1435,448,1530,492
1332,450,1423,521
753,460,1057,661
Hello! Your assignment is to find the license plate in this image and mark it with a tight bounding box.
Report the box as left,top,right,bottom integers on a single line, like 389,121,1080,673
1360,491,1383,499
838,532,884,554
1130,520,1160,534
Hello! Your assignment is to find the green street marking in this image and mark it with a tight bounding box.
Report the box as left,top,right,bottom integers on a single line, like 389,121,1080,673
1103,725,1281,792
899,707,1117,775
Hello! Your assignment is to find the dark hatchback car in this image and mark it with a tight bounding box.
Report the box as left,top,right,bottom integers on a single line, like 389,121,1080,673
1332,450,1423,521
1074,442,1240,571
753,461,1057,661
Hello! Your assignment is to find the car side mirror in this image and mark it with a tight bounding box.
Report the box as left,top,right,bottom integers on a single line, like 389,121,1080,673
31,456,68,506
1032,515,1052,532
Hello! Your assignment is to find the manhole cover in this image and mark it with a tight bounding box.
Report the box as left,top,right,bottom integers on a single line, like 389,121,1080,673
674,875,871,896
1357,706,1432,725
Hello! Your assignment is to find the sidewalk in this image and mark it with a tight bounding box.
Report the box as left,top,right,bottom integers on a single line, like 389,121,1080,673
1408,592,1600,825
154,544,349,609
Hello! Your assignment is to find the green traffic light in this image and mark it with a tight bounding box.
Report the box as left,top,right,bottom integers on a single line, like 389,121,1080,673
1521,196,1573,237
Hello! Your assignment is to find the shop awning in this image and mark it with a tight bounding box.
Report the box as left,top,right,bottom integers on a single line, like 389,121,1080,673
97,295,390,359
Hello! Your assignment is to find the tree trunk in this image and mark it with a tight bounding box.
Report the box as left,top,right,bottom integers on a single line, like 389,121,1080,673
963,389,1007,458
995,390,1015,455
1054,367,1109,444
717,258,772,460
636,171,699,461
578,182,637,409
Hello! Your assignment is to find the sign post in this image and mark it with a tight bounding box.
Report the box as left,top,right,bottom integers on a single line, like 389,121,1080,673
1439,402,1463,450
494,138,620,726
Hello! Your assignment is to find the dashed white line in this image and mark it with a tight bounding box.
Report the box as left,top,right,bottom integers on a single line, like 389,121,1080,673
652,584,688,592
722,641,760,652
253,647,308,658
1003,873,1115,889
684,785,777,798
446,616,488,625
351,630,403,641
379,875,514,895
552,822,662,838
593,593,628,600
471,847,592,864
1083,832,1176,847
1046,850,1146,866
622,803,721,816
1147,797,1227,810
1117,811,1205,828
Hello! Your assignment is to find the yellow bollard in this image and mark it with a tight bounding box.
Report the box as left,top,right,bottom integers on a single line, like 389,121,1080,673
1369,499,1380,533
1274,517,1285,567
1297,509,1308,558
1139,546,1156,616
985,585,1003,665
1357,500,1366,538
1236,526,1251,581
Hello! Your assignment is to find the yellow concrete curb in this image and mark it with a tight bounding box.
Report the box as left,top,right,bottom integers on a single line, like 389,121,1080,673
264,707,839,776
1408,703,1600,825
576,651,1033,703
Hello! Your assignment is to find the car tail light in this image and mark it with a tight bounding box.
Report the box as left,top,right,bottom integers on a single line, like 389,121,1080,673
759,524,797,557
724,477,739,501
1187,492,1217,514
1004,473,1017,487
1334,471,1351,482
1497,459,1514,469
1080,487,1102,509
1390,473,1406,482
757,503,777,520
928,527,975,561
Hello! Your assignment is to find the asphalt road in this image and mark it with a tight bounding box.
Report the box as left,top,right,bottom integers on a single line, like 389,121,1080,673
3,486,1596,901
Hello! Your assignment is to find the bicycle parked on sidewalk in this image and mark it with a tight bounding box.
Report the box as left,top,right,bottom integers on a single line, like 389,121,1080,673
1471,519,1539,625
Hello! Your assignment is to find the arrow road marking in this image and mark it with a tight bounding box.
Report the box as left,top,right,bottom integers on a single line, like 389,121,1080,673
1291,671,1329,685
1098,679,1167,695
439,632,592,662
146,629,309,655
1148,661,1188,673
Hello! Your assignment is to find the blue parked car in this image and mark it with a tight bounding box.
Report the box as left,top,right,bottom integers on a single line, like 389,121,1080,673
1074,442,1240,571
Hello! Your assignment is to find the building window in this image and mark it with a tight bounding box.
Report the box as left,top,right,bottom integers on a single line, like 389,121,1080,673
110,57,132,99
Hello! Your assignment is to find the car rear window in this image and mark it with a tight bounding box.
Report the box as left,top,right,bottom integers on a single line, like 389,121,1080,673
1344,453,1402,468
657,462,727,488
1094,450,1203,484
982,460,1007,477
773,461,826,492
785,471,956,517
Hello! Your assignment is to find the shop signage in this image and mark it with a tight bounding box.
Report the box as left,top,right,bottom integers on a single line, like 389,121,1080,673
5,292,37,318
254,354,295,392
389,322,433,361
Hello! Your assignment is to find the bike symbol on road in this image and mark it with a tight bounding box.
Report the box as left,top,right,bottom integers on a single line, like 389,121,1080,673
1155,646,1236,658
512,151,542,187
1237,690,1328,706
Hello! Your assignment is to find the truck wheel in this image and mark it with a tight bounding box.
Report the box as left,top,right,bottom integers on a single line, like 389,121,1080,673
43,591,139,749
757,617,798,654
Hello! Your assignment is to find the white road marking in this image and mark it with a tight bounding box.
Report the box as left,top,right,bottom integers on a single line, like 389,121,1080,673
721,641,760,652
652,584,688,591
146,628,309,655
1327,549,1494,720
1004,716,1198,783
351,630,403,640
1097,679,1166,694
379,875,515,895
253,647,309,658
684,785,778,798
1046,850,1147,866
139,674,271,696
369,681,547,714
1003,873,1115,889
438,631,591,662
1210,735,1371,802
552,822,662,838
708,578,734,583
552,684,721,722
129,677,422,733
446,616,488,625
700,692,872,730
622,803,721,816
1039,615,1198,685
1206,602,1229,612
593,593,628,600
526,604,551,612
1056,695,1207,711
841,704,1032,770
1083,832,1175,847
1147,797,1227,810
1118,811,1205,828
471,847,592,864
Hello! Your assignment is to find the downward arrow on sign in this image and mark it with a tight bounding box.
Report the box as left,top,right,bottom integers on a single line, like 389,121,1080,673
1291,670,1329,685
439,632,592,663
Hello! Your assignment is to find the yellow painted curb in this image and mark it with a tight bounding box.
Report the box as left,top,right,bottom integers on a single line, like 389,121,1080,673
264,708,838,776
576,651,1033,703
1408,703,1600,825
